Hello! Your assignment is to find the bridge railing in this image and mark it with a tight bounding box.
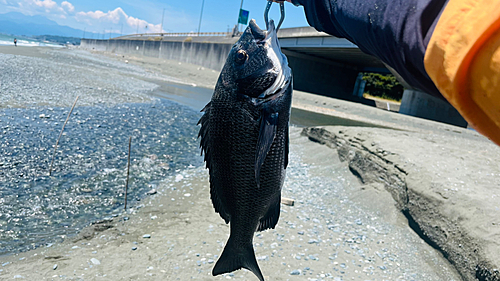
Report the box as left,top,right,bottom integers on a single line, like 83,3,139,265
114,32,234,40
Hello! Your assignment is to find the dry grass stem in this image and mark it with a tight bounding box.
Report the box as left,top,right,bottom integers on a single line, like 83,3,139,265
49,96,79,176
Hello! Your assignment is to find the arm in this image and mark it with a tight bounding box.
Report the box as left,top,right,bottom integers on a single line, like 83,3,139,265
293,0,445,98
279,0,500,146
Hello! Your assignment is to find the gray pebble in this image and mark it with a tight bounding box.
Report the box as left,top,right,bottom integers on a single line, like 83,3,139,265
132,247,137,251
308,255,317,261
290,269,301,275
53,264,58,270
143,234,151,239
90,258,100,265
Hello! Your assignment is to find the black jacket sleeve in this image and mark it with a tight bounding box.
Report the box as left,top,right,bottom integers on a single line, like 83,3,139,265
295,0,448,98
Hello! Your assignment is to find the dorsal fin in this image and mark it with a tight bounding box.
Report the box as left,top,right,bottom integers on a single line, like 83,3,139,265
198,102,230,223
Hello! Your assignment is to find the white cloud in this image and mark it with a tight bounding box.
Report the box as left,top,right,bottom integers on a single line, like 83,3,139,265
61,1,74,13
77,7,163,33
76,7,126,23
33,0,57,9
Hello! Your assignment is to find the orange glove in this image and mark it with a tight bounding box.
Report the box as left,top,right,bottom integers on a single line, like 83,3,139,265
425,0,500,145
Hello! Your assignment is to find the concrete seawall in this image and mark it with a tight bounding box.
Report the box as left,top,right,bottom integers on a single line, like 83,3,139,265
81,38,233,71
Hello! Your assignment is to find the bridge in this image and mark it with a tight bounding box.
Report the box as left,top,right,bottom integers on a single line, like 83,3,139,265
80,27,466,127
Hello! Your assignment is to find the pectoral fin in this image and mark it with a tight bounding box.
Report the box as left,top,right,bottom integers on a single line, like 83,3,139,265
255,112,278,187
284,123,289,169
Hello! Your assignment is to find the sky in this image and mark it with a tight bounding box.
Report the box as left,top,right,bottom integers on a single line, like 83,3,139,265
0,0,310,35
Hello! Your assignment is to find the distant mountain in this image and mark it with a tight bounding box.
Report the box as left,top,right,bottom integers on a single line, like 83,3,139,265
0,12,120,38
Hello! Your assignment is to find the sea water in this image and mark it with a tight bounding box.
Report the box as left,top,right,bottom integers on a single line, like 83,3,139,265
0,99,203,255
0,33,62,47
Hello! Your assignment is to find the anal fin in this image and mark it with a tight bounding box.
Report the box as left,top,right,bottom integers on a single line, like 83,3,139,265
257,195,281,231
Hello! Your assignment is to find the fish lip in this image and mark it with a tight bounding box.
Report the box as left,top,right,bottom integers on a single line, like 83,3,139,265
249,19,267,42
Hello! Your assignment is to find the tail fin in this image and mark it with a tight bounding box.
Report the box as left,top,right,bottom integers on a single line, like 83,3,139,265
212,237,264,281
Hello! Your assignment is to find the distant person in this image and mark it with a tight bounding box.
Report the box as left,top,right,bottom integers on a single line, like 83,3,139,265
14,38,17,47
274,0,500,146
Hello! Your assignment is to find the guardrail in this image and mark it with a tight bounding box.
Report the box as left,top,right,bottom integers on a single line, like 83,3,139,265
114,32,234,40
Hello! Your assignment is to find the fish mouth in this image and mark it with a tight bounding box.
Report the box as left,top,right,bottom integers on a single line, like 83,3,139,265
249,19,267,42
249,19,291,101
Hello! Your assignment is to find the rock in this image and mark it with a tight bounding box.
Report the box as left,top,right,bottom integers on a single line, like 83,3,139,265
175,174,184,182
90,258,100,265
257,256,269,261
53,264,58,270
146,189,157,195
132,247,137,251
143,234,151,239
290,269,301,275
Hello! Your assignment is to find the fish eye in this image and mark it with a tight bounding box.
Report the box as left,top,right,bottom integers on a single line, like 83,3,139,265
235,50,248,64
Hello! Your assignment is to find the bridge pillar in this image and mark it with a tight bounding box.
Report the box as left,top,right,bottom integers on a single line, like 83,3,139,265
399,89,468,127
352,73,367,98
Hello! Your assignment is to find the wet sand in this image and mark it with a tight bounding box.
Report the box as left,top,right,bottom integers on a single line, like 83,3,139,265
1,45,496,280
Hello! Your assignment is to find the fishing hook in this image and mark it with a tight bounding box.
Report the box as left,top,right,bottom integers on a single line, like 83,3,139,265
264,0,285,31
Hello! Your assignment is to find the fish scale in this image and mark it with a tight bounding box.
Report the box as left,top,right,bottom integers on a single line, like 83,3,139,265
199,19,292,281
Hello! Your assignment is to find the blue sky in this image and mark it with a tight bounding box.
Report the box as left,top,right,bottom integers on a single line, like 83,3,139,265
0,0,309,35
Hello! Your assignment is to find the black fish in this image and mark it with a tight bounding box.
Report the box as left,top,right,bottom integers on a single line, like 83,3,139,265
198,19,292,281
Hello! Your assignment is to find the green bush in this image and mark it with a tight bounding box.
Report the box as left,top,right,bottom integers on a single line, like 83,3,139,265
361,72,404,102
